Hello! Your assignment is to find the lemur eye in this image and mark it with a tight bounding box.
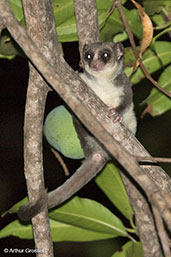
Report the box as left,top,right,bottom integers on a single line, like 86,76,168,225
87,54,92,59
85,52,93,60
102,51,111,61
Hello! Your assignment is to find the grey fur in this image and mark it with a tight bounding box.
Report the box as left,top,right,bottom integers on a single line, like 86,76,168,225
80,42,137,134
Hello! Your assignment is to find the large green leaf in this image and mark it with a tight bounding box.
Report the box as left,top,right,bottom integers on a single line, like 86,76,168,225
0,219,115,242
56,16,76,42
53,0,77,42
52,0,113,42
55,6,110,42
142,65,171,116
124,8,142,39
100,10,123,41
0,197,119,242
1,196,121,242
112,241,143,257
125,41,171,84
52,0,74,26
4,196,129,239
50,220,115,242
4,172,131,237
96,163,133,220
53,0,142,42
49,196,128,238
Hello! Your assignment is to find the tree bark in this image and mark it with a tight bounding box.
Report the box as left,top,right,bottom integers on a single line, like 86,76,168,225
22,0,60,255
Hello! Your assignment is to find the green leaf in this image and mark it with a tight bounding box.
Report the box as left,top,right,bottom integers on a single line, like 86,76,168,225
96,0,113,9
126,242,144,257
0,220,33,239
56,16,77,42
0,54,16,60
111,241,143,257
8,0,24,21
100,9,124,41
154,41,171,66
50,220,115,242
124,46,138,67
1,196,123,242
53,0,74,27
96,163,133,220
151,1,171,24
124,9,142,39
49,196,128,237
113,31,128,43
112,241,133,257
143,0,164,15
142,65,171,116
53,1,142,43
125,41,171,84
54,0,111,42
0,32,23,58
0,219,115,242
53,0,77,42
100,7,142,42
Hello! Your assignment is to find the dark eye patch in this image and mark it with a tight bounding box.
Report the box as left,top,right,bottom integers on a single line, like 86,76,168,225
84,51,94,61
99,49,111,63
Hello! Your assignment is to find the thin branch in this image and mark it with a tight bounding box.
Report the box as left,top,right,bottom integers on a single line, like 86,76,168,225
152,206,171,257
136,156,171,164
50,148,70,176
114,0,171,98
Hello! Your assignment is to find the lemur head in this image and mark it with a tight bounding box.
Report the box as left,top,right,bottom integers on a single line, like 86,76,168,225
82,42,124,79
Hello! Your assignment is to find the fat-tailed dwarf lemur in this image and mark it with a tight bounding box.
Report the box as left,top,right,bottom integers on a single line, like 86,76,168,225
80,42,137,134
17,42,137,221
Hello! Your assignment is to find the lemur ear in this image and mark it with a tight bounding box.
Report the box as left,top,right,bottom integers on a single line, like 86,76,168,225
82,43,89,53
115,43,124,60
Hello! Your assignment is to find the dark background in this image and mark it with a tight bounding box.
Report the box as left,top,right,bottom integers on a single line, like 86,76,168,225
0,42,170,256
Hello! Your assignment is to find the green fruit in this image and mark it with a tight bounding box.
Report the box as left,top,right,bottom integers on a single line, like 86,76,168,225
44,105,84,159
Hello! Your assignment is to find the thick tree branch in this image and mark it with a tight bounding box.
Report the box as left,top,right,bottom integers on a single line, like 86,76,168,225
74,0,100,57
21,0,60,255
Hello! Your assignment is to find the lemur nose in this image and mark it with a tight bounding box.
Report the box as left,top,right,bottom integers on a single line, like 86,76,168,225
90,60,104,71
